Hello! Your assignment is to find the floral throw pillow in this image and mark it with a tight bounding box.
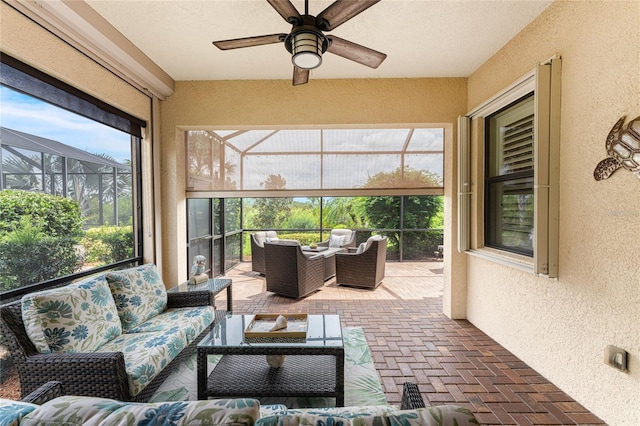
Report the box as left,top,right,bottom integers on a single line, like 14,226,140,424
21,275,122,354
0,399,38,425
105,264,168,332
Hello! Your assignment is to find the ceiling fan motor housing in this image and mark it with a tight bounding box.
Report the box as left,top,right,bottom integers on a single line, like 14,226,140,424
284,14,329,64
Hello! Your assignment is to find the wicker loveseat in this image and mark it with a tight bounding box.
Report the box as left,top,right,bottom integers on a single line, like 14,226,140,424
0,264,215,402
0,381,480,425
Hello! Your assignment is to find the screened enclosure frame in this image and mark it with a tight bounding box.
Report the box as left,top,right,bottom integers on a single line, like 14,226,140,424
186,126,446,194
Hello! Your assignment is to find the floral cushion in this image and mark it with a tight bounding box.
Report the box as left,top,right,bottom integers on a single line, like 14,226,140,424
21,275,122,354
97,330,186,396
256,406,480,426
105,264,168,332
20,395,260,426
0,398,38,425
127,306,215,336
95,306,214,396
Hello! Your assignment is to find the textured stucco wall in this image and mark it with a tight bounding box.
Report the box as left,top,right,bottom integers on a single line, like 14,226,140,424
160,78,468,311
0,3,150,122
466,2,640,424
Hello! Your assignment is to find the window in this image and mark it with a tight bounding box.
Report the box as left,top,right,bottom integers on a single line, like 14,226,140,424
485,94,535,256
0,54,145,299
459,58,560,277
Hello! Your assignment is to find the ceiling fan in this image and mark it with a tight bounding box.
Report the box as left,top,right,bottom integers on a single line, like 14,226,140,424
212,0,387,86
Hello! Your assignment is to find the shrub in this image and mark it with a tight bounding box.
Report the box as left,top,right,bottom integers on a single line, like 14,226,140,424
0,191,84,292
0,217,81,292
81,226,134,265
0,190,82,238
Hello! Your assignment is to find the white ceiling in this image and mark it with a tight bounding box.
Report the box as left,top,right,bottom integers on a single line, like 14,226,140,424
86,0,552,82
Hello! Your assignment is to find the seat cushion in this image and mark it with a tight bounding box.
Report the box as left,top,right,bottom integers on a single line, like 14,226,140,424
96,330,185,396
105,264,168,332
21,396,260,426
96,306,214,396
254,231,279,246
21,275,122,354
364,235,384,251
127,305,215,337
256,406,479,426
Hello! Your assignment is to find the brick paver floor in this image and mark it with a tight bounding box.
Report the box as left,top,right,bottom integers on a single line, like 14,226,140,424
221,261,605,426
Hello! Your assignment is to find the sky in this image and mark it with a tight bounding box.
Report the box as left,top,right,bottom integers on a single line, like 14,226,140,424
0,86,132,163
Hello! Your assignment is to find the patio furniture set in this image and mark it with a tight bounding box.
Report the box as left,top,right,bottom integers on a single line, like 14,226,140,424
251,230,388,298
0,262,481,424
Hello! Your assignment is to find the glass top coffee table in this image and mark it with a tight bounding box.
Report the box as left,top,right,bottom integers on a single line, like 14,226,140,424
197,314,345,406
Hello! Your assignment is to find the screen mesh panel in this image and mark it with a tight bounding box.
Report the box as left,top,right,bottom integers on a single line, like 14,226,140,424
187,128,444,191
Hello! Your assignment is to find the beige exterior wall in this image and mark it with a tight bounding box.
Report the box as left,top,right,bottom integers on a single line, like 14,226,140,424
466,2,640,424
0,2,156,265
160,78,468,306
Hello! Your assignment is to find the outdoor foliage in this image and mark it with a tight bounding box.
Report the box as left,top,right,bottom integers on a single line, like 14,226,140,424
0,191,84,291
81,226,134,265
358,168,444,259
0,189,83,238
251,174,293,229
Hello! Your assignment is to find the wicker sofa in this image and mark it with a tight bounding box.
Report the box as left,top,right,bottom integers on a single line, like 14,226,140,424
0,381,481,425
0,264,215,402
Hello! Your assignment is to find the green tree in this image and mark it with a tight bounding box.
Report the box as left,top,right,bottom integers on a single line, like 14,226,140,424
359,167,444,258
322,197,365,229
252,175,292,228
284,209,317,229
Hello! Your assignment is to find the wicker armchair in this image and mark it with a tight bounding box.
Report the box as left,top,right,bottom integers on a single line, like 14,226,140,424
264,242,325,299
335,236,387,289
317,229,356,249
0,290,213,402
250,231,279,275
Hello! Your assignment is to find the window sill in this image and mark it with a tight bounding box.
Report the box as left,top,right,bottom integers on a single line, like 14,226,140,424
465,247,535,274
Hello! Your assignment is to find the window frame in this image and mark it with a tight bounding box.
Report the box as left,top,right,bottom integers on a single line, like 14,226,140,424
458,58,560,277
0,54,145,300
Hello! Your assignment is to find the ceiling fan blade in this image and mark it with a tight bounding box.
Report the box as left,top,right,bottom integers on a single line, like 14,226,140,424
293,66,309,86
316,0,381,31
266,0,301,24
326,36,387,68
213,34,286,50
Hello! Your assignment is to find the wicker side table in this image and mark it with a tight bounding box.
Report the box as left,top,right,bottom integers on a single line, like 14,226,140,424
169,278,232,323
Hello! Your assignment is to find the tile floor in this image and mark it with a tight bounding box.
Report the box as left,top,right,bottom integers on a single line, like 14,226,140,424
220,261,605,426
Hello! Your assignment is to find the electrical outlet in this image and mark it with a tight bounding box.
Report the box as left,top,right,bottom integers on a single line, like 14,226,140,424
604,345,627,372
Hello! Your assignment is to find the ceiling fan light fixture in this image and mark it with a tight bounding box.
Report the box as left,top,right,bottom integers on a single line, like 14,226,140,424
291,31,324,69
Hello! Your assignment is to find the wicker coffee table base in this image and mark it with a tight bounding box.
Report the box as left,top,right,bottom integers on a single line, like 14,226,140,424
199,354,344,406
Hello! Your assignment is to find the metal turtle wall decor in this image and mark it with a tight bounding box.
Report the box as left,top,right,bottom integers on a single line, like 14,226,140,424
593,115,640,181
